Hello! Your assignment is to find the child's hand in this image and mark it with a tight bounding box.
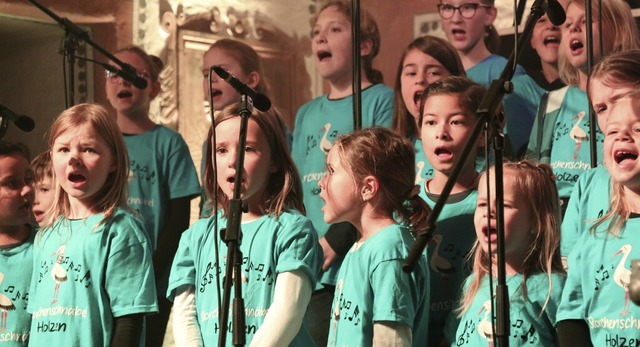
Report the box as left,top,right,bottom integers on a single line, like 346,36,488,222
319,237,337,271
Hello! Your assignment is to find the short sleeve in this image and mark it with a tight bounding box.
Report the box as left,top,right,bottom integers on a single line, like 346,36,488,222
370,259,416,327
556,241,585,322
167,226,199,301
106,216,158,317
274,215,322,289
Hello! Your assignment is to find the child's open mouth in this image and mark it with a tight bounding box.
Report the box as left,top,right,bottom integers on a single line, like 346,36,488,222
317,51,332,61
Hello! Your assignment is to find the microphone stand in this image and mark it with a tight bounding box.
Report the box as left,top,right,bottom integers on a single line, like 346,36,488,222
218,95,252,347
404,1,551,346
351,0,362,130
586,0,598,168
27,0,145,106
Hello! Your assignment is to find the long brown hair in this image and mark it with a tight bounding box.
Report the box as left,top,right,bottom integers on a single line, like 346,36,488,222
203,104,303,217
458,161,564,316
392,35,466,139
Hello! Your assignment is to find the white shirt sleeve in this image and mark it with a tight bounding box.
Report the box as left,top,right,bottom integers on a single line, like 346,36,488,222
372,321,412,347
249,270,313,347
172,285,203,347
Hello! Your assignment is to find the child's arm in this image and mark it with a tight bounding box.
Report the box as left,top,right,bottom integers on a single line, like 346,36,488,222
250,270,312,346
173,285,203,347
373,321,412,347
110,314,144,347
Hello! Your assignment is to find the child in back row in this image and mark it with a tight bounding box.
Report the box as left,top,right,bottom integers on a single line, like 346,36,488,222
0,142,35,346
557,90,640,345
31,152,55,227
319,127,430,346
526,0,640,215
417,75,485,346
199,38,272,218
291,1,393,344
391,35,466,184
167,104,322,346
27,103,157,346
449,161,565,346
105,45,201,345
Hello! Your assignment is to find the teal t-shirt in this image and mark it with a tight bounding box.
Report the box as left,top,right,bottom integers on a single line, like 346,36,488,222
560,166,610,262
449,272,565,346
166,210,322,347
466,54,540,157
536,86,603,198
558,217,640,344
291,83,393,286
0,226,35,346
419,186,478,345
327,224,429,347
27,209,158,346
414,138,435,185
124,125,201,250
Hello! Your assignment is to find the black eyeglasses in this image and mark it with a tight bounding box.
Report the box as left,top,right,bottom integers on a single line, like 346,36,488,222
437,3,492,19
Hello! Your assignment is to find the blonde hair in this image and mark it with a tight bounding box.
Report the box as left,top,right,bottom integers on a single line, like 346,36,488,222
333,127,431,236
44,103,129,227
203,103,303,217
458,161,564,316
589,49,640,98
312,0,384,84
205,39,269,95
590,90,640,236
559,0,640,86
31,151,53,183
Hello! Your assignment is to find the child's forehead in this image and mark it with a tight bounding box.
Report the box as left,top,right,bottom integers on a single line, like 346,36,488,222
609,95,640,121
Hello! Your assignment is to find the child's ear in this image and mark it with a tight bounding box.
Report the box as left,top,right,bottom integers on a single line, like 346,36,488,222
247,71,261,90
360,39,373,57
484,6,497,26
149,80,161,99
360,176,378,202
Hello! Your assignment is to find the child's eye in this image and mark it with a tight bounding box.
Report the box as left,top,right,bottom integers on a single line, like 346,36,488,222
244,146,255,152
330,26,341,33
424,119,436,126
594,105,606,115
216,146,227,154
84,148,96,153
477,202,487,208
451,119,464,125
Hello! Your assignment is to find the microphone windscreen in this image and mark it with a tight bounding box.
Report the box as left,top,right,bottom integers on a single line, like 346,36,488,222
545,0,566,26
15,115,35,132
254,94,272,112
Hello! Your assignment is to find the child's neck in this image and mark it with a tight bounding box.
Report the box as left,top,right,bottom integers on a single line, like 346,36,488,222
117,111,156,135
541,61,560,84
68,200,98,220
328,75,373,100
459,45,492,71
427,168,478,195
491,258,525,276
577,70,589,91
621,186,640,213
0,224,30,248
351,210,395,244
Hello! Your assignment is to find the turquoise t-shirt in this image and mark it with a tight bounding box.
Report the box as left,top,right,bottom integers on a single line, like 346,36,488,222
414,138,435,185
291,83,393,286
124,125,201,250
0,226,35,346
558,217,640,344
547,87,603,198
27,209,158,346
166,210,322,346
419,186,478,345
560,166,610,262
449,272,565,346
466,54,541,157
327,224,429,347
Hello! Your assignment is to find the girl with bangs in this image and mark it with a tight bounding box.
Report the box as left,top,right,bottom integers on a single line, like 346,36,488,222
28,103,157,347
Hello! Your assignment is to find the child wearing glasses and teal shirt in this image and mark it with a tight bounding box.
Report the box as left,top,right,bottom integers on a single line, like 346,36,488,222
438,0,545,157
104,45,201,346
